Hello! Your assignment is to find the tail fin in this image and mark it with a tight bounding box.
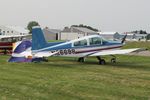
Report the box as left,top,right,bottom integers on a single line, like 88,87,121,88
32,26,47,50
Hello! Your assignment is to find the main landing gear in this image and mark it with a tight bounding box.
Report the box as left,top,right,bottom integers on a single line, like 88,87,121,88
78,57,85,62
96,55,117,65
77,55,117,65
96,56,106,65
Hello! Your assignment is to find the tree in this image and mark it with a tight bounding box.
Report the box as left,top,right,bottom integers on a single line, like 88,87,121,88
71,24,99,32
27,21,39,33
146,34,150,41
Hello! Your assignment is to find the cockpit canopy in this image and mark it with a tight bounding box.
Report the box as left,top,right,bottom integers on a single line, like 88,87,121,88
73,35,108,47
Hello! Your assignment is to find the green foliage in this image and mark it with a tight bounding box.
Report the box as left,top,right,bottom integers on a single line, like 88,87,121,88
27,21,39,33
132,30,147,34
146,34,150,40
48,40,65,42
71,24,99,32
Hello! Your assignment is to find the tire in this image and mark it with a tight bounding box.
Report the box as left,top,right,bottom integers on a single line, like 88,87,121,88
111,58,116,63
78,57,85,62
99,59,106,65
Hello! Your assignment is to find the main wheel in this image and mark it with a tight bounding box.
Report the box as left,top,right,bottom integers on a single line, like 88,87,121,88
99,59,106,65
43,58,48,62
78,57,85,62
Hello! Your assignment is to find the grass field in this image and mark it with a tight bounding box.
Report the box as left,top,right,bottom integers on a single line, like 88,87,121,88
0,42,150,100
123,41,150,50
0,55,150,100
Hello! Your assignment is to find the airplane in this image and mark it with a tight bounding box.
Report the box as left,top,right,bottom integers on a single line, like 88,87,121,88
0,34,31,54
9,26,145,64
0,34,31,42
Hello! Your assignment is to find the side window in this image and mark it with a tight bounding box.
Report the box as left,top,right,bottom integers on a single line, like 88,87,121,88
89,37,102,45
101,38,108,44
74,39,87,47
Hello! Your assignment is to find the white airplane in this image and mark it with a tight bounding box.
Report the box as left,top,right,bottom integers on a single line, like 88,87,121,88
0,34,31,41
9,26,145,64
0,34,31,54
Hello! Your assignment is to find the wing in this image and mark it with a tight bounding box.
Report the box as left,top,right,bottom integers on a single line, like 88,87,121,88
0,35,31,40
89,48,145,56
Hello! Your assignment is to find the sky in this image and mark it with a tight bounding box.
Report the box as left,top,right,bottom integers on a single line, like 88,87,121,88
0,0,150,32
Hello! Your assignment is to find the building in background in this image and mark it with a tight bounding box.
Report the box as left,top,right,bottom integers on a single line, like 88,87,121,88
60,26,98,40
43,27,61,41
0,25,29,36
0,25,30,42
125,31,148,41
98,31,150,41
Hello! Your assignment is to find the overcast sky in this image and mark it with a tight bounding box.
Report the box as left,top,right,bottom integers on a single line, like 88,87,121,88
0,0,150,32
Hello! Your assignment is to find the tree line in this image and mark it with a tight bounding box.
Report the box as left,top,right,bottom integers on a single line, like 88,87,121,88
27,21,99,34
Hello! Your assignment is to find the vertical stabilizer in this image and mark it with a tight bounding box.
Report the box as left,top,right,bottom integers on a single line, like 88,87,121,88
32,26,47,50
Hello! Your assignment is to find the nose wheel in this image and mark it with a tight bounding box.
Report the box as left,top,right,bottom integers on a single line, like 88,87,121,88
110,55,116,63
99,59,106,65
111,58,116,63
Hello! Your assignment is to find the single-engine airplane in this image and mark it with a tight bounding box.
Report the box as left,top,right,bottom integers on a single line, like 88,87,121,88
9,26,145,64
0,34,31,54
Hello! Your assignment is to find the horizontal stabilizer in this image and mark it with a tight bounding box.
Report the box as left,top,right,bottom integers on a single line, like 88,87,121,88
8,57,32,62
33,51,58,58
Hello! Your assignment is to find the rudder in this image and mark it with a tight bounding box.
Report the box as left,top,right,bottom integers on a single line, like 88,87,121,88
32,26,47,50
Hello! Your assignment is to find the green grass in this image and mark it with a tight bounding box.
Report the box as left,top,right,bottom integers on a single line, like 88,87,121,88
0,55,150,100
123,41,150,50
48,40,65,42
0,41,150,100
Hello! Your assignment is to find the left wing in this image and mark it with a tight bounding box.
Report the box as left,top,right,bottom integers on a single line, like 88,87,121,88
89,48,145,56
0,35,29,39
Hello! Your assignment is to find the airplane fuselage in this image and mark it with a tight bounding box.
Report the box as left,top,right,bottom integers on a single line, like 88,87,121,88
32,35,123,57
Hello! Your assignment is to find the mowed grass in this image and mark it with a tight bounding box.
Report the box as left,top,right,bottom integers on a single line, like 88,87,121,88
123,41,150,50
0,41,150,100
0,55,150,100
